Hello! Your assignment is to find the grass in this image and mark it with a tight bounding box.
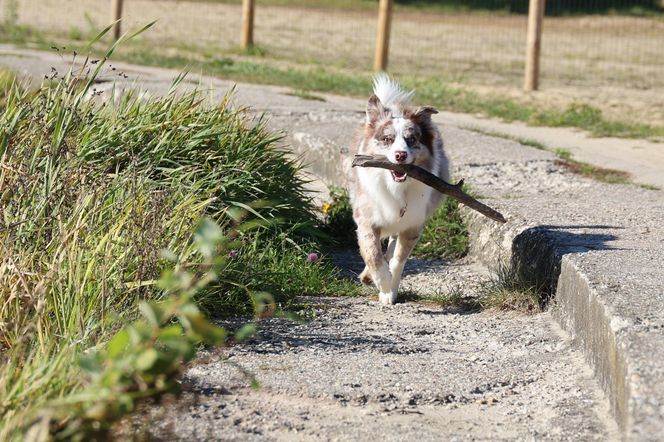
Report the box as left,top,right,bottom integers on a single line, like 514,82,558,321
286,89,326,102
399,286,480,310
402,261,542,314
414,196,469,260
551,148,631,184
477,261,543,313
0,38,359,439
555,158,632,184
400,258,545,314
476,266,541,313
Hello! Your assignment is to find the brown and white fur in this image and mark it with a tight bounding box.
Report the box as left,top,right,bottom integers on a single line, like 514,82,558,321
349,74,450,305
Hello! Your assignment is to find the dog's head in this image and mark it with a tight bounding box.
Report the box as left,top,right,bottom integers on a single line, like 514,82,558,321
362,94,438,183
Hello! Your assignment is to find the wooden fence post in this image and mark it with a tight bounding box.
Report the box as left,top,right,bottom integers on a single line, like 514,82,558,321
110,0,124,41
374,0,393,72
524,0,545,91
241,0,255,49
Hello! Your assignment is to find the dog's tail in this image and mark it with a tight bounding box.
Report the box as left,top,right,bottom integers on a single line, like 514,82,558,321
372,73,414,113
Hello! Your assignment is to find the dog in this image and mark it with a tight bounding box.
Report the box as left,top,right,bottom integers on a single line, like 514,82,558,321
349,74,450,305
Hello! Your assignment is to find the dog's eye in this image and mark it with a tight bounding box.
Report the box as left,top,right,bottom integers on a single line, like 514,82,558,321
381,136,394,145
406,135,420,146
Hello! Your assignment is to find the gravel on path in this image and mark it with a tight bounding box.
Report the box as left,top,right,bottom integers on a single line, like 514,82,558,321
150,289,619,441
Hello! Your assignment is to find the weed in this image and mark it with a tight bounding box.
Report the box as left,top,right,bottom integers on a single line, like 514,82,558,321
402,263,542,314
400,286,480,311
556,159,631,184
68,26,83,41
236,45,268,57
554,147,572,160
638,183,661,191
477,263,542,314
286,89,326,101
552,147,631,184
43,219,243,440
414,193,469,260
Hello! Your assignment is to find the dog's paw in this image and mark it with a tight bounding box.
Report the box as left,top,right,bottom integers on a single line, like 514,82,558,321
379,291,397,305
359,268,373,286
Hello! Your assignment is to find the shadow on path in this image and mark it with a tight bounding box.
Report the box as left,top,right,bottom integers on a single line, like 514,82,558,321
511,224,621,304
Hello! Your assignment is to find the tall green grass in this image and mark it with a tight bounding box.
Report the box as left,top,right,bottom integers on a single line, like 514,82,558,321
0,45,356,438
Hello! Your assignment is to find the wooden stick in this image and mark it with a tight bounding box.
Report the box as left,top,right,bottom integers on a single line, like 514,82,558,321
373,0,393,71
241,0,255,50
524,0,545,91
352,155,507,224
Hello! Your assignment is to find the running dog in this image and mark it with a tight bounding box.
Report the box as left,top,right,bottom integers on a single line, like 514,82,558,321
349,74,450,305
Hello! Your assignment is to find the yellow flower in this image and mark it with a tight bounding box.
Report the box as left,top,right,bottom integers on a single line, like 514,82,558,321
321,202,332,214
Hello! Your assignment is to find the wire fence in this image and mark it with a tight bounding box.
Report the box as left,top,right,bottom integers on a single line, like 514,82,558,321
3,0,664,120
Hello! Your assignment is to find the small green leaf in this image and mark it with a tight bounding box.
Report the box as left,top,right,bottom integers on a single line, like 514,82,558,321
139,302,163,327
135,348,159,371
107,329,130,358
159,249,178,262
188,314,226,345
195,218,224,259
79,353,102,376
159,324,184,339
234,323,256,342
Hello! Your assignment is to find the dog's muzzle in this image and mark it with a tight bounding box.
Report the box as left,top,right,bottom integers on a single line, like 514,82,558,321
391,170,407,183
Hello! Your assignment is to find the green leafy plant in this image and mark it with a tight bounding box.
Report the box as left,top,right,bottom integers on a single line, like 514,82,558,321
321,186,356,247
414,196,469,260
38,218,261,440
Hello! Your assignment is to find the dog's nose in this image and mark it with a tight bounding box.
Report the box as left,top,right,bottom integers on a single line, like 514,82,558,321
394,151,407,163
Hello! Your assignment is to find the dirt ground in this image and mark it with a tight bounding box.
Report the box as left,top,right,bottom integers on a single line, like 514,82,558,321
8,0,664,125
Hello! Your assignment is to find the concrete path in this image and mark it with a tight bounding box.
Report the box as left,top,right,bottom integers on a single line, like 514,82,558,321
2,46,663,440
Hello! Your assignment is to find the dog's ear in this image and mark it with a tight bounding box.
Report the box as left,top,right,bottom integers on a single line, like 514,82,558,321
412,106,438,122
366,94,387,126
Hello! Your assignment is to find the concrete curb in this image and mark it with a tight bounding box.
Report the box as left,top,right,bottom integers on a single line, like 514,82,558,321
462,206,664,441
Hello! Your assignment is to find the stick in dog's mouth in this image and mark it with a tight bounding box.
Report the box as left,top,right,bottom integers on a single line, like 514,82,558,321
353,154,507,224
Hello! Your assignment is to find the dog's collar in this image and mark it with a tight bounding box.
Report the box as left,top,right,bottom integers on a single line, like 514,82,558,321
400,203,407,218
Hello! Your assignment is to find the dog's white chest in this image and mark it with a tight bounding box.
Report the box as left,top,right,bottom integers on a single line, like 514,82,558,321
359,173,431,236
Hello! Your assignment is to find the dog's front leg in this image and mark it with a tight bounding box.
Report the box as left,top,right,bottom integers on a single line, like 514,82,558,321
357,224,392,303
388,227,422,303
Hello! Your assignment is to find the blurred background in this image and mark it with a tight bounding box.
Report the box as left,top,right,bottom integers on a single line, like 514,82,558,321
1,0,663,127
